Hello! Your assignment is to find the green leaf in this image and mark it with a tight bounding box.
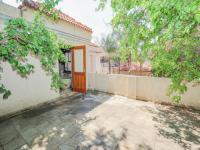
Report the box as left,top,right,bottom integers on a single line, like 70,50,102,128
0,0,66,99
99,0,200,102
3,90,11,99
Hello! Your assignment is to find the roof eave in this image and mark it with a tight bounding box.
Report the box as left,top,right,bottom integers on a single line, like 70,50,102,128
18,1,93,33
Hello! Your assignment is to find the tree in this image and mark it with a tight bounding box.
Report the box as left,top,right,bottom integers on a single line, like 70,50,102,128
97,0,200,102
112,52,121,73
113,6,151,74
100,32,119,73
0,0,68,99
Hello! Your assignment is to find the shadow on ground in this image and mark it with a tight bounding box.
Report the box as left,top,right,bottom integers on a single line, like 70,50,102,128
0,91,128,150
76,128,127,150
0,91,199,150
147,105,200,150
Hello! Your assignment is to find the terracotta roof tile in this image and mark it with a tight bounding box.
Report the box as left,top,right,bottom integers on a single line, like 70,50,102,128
19,0,92,33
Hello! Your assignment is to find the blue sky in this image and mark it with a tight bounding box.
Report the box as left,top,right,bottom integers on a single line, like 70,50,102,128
3,0,113,43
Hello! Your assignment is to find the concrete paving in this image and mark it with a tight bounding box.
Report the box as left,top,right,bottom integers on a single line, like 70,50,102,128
0,91,199,150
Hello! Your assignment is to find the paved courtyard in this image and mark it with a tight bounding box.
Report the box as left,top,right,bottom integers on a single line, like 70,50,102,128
0,91,199,150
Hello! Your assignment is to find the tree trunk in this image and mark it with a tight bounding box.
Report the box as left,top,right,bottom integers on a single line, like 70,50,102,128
108,59,111,74
119,60,120,74
128,55,131,74
139,61,143,76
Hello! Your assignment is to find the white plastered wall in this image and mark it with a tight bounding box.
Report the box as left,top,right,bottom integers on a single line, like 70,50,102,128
0,2,94,116
22,8,92,45
86,45,105,89
0,56,60,116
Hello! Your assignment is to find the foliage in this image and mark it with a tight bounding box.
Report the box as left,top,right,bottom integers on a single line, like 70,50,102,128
112,53,121,63
146,0,200,102
38,0,61,20
58,41,72,50
114,5,151,66
18,0,61,20
98,0,200,102
0,0,66,99
100,33,118,54
95,0,107,11
100,32,119,73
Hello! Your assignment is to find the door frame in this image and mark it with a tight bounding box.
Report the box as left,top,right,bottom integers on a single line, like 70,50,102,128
72,45,86,93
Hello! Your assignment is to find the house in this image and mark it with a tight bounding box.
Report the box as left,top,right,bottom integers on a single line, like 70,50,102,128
0,1,104,116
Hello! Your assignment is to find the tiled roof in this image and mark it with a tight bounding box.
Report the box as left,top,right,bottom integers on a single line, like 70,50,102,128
19,0,92,33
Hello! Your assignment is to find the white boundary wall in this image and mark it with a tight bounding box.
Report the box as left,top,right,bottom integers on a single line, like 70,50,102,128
88,73,200,109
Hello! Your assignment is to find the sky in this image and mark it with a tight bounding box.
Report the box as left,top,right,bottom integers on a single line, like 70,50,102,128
3,0,113,43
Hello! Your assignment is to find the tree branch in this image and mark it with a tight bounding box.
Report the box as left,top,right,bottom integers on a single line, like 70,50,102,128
0,36,28,46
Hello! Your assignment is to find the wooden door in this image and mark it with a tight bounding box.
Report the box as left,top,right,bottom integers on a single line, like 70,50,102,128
72,45,86,93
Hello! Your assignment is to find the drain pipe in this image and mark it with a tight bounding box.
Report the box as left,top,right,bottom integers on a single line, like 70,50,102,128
19,3,27,18
19,7,24,18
